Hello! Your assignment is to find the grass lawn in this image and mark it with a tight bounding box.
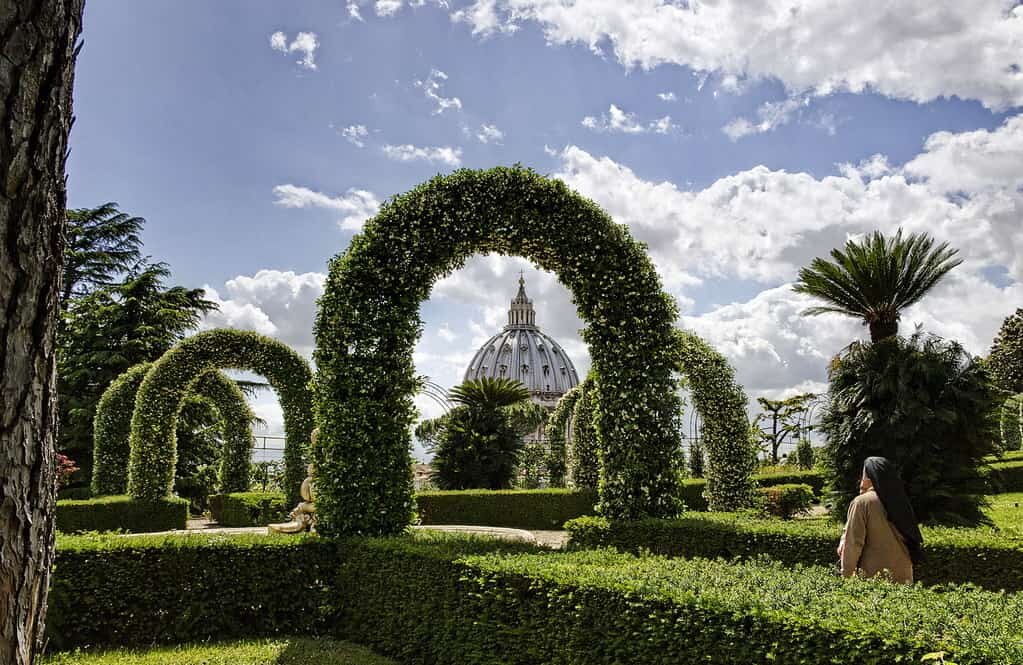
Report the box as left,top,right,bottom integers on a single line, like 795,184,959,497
42,638,395,665
984,492,1023,535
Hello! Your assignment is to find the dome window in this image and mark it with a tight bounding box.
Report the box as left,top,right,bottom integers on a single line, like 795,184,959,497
542,365,550,376
499,364,507,376
521,364,529,374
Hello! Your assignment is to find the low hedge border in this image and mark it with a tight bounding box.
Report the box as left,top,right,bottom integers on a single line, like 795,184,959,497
985,459,1023,493
51,532,1023,663
415,488,598,529
209,492,289,527
55,495,188,534
565,512,1023,592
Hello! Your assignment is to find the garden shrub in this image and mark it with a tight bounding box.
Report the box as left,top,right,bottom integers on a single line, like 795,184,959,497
334,538,1023,665
988,308,1023,395
673,330,757,510
48,533,337,649
544,384,580,486
127,329,314,506
56,495,188,534
93,362,256,496
415,489,597,529
209,492,289,527
564,513,1023,592
758,483,814,518
57,486,92,501
682,470,824,511
821,333,997,525
985,458,1023,493
313,166,683,535
568,377,599,489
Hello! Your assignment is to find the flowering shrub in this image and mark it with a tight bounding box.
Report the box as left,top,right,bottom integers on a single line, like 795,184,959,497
56,453,79,490
127,329,314,505
92,362,256,496
313,166,682,536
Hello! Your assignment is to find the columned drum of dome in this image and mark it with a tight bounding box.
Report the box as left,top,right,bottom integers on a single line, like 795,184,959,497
464,276,580,408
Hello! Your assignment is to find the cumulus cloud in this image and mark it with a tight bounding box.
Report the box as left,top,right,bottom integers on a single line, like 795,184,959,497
450,0,1023,110
272,184,380,231
476,123,504,143
269,30,318,70
722,97,809,140
581,104,679,134
339,124,369,147
382,143,463,166
376,0,403,15
415,69,463,114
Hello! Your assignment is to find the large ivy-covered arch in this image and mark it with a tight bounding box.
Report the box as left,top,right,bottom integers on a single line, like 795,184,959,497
673,329,757,510
92,362,255,496
313,166,683,536
126,329,314,505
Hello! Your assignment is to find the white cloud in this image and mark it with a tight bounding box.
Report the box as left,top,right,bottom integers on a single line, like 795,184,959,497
382,143,463,166
415,69,463,114
376,0,403,16
451,0,1023,110
340,124,369,148
347,2,364,20
904,115,1023,194
476,123,504,143
272,184,380,231
269,30,319,70
722,97,809,140
657,91,677,102
581,104,678,134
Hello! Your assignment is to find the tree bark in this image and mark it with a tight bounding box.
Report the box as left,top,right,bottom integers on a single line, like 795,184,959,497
0,2,84,664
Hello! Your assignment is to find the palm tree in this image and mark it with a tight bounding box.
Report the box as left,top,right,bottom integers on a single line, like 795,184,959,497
449,376,531,411
793,229,961,342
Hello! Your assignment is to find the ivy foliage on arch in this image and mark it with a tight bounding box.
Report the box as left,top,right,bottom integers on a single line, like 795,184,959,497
313,166,683,536
126,329,314,505
92,362,255,496
568,376,599,489
673,329,757,510
544,384,581,487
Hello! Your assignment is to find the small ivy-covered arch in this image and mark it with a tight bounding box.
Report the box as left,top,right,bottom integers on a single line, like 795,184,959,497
126,329,314,505
568,376,599,489
544,384,581,486
313,166,684,536
92,362,255,496
673,329,756,510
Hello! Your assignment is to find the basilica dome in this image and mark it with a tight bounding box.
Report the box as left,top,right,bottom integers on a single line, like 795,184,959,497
463,275,580,407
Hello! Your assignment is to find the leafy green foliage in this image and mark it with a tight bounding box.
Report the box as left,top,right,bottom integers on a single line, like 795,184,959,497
753,393,815,463
564,512,1023,592
793,229,961,341
416,488,596,529
55,495,188,534
673,330,757,510
682,469,825,510
58,265,216,479
544,385,581,486
988,308,1023,394
795,437,815,469
758,483,815,518
686,436,704,477
42,638,395,665
92,362,256,496
822,333,997,525
47,533,337,649
62,203,144,308
209,492,288,527
127,329,314,505
429,377,532,490
568,377,600,488
313,166,683,535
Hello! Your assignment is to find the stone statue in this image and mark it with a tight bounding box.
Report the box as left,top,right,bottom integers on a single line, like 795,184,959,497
268,430,318,534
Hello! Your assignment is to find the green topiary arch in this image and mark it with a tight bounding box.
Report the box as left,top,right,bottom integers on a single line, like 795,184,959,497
673,329,757,510
126,329,314,505
92,362,255,496
313,166,684,537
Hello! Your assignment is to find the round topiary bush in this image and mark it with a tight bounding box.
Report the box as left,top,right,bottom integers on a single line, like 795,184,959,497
674,330,757,511
313,166,683,536
92,363,255,496
126,329,314,504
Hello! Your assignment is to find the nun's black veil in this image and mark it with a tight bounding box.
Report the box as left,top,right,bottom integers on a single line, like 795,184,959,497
863,456,924,562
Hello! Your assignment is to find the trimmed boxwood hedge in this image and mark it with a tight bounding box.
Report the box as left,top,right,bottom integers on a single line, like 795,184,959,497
313,166,685,536
985,459,1023,493
416,489,597,529
127,329,314,506
565,512,1023,592
209,492,289,527
50,532,1023,662
55,495,188,534
682,469,824,510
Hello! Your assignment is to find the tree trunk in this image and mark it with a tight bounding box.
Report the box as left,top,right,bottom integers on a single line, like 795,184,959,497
0,2,84,664
868,317,899,343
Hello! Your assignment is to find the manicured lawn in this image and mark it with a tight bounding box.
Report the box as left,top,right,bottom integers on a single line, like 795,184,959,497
984,492,1023,534
42,638,395,665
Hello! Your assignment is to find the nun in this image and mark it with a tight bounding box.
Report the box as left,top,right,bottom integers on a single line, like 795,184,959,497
837,456,923,583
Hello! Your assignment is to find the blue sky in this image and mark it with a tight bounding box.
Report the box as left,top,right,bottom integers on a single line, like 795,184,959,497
68,1,1023,453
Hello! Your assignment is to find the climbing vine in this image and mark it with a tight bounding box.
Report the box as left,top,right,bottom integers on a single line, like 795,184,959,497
92,362,255,495
127,329,314,505
569,377,600,489
545,384,582,486
313,166,683,536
